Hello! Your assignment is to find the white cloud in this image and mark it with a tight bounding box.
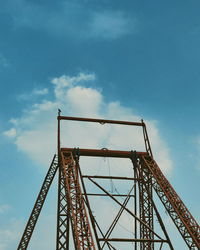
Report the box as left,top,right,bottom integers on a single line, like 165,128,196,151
89,11,136,39
3,128,17,138
18,88,49,101
33,88,48,95
6,0,136,40
9,118,18,125
4,72,173,176
52,72,95,100
66,86,102,116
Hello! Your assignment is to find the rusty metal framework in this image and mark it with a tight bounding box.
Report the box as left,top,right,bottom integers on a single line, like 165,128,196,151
60,151,96,249
56,169,69,250
140,155,200,249
138,162,154,249
17,114,200,249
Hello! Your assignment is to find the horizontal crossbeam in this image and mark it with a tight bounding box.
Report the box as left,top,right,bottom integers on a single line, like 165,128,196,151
83,193,135,197
61,148,147,158
99,238,168,243
82,175,139,180
58,115,144,127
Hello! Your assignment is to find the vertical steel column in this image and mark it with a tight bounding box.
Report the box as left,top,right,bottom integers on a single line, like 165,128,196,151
134,163,138,250
56,110,70,249
74,152,101,250
132,151,154,250
140,120,154,249
60,151,96,249
138,164,154,250
131,151,138,250
56,168,70,250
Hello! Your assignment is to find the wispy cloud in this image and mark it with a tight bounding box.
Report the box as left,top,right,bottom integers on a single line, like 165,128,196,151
3,128,17,138
3,72,173,175
33,88,48,95
88,11,136,39
0,218,22,250
6,0,136,40
192,136,200,171
0,54,9,68
0,204,10,214
17,88,48,101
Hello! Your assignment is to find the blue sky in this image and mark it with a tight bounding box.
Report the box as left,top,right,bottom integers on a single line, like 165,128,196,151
0,0,200,249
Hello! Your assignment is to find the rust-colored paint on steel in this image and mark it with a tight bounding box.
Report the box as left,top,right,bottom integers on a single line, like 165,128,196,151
61,148,148,158
141,155,200,249
58,115,144,126
60,151,96,249
18,114,200,249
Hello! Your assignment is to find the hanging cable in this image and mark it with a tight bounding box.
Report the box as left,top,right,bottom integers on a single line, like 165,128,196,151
107,157,115,193
118,222,135,235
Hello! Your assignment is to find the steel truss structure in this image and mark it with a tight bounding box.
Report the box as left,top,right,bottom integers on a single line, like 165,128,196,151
17,115,200,249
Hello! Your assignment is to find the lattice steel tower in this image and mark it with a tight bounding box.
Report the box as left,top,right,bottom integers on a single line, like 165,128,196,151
17,113,200,249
